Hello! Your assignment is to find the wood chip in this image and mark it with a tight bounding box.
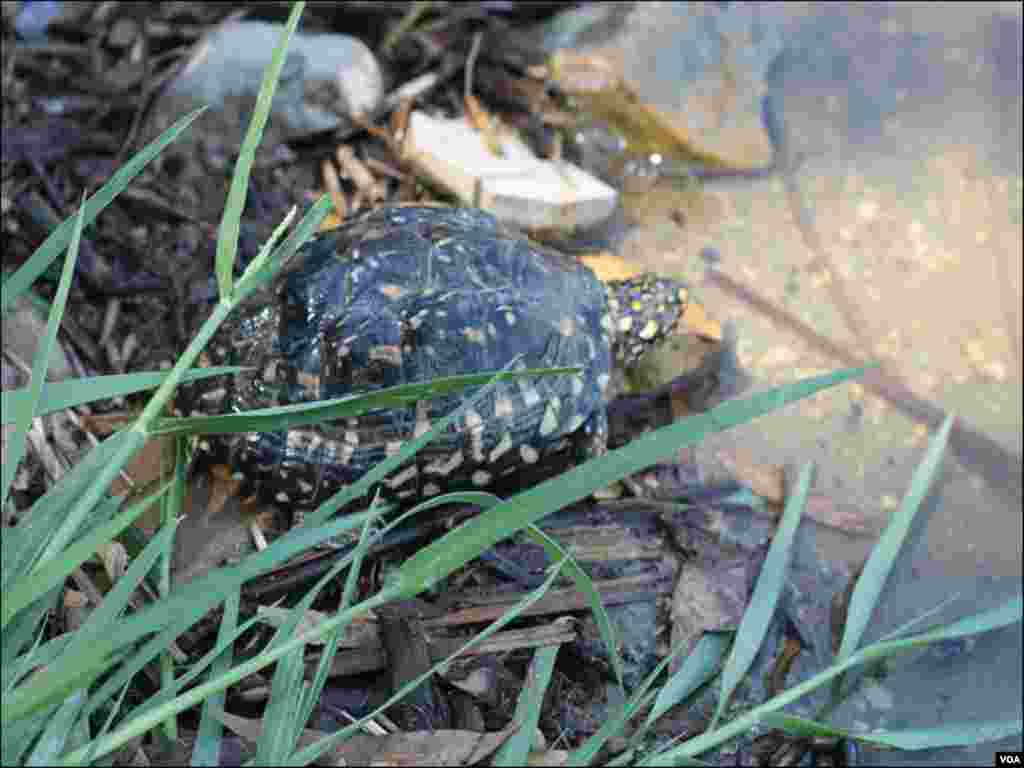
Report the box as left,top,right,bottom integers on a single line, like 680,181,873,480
405,111,617,231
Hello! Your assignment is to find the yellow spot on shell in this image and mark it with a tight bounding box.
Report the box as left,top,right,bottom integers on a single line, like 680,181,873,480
638,320,659,340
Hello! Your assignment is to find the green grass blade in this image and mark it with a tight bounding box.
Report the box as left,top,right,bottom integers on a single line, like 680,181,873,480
293,518,377,749
82,679,133,765
151,367,580,437
568,634,729,767
396,368,867,597
0,367,246,424
2,484,170,629
1,108,205,313
252,517,377,763
758,712,848,739
644,632,731,730
853,718,1022,750
1,198,83,508
215,2,304,298
837,414,954,660
301,361,571,529
761,711,1022,751
493,644,560,767
192,591,240,767
524,524,626,691
711,463,812,727
255,646,306,764
859,595,1022,658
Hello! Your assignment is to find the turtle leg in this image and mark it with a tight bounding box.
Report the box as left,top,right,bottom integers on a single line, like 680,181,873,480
576,406,609,462
600,390,681,499
577,408,630,500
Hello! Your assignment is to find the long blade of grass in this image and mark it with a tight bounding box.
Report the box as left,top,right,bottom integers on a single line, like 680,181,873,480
523,524,626,691
1,198,83,507
253,514,382,763
302,359,568,528
255,646,306,764
852,718,1022,750
150,367,580,437
493,644,560,767
293,516,378,752
837,414,954,660
711,462,812,727
82,680,132,765
568,633,728,767
191,591,240,767
1,108,205,313
758,712,851,739
645,633,731,730
761,711,1023,751
215,2,304,298
396,368,867,598
0,367,246,425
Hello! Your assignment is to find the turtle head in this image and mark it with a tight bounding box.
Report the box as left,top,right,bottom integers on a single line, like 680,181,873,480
604,274,689,367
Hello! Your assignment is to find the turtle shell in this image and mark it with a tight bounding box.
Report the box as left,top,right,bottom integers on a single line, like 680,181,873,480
189,206,620,507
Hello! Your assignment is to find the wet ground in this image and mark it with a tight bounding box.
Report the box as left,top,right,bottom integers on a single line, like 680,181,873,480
602,2,1021,759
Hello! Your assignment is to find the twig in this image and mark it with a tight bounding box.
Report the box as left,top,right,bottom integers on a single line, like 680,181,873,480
464,30,483,101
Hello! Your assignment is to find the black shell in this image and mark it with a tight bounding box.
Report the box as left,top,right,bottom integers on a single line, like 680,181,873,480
186,206,686,508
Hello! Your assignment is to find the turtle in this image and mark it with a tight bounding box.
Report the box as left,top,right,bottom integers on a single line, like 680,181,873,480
183,205,712,515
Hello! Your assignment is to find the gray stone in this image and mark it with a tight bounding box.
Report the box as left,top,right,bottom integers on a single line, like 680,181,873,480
149,19,382,147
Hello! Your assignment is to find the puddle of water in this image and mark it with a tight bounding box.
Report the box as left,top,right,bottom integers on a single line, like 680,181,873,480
592,1,1022,759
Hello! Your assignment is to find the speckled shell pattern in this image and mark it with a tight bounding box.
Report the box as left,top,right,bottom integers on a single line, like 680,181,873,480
186,206,687,508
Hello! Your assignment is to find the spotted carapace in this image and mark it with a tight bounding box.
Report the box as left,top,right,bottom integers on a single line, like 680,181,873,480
183,205,692,510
